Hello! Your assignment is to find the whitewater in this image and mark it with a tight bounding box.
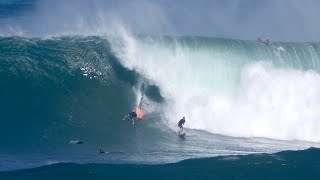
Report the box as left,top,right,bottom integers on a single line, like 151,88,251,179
1,1,320,178
111,34,320,142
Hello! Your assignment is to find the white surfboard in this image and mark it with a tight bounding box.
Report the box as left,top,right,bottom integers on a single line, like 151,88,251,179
178,129,186,137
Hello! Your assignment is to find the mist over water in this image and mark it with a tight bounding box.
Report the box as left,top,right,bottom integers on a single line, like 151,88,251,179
1,0,320,41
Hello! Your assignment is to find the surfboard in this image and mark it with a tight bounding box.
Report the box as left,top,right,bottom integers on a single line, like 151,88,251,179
178,129,186,137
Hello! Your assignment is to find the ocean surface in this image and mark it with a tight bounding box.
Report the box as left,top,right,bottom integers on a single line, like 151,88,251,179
1,1,320,179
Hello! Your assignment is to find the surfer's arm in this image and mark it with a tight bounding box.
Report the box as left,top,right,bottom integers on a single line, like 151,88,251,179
123,114,128,120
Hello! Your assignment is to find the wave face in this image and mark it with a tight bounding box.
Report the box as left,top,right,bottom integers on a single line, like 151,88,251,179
114,35,320,142
0,36,163,151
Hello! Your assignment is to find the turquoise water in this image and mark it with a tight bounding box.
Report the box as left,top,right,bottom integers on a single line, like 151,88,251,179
1,2,320,179
0,36,320,179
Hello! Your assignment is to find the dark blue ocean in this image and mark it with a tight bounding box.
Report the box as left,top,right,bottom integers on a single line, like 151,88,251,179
1,1,320,179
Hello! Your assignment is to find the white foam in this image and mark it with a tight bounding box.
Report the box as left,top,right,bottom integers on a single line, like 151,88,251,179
277,46,285,51
111,34,320,143
172,62,320,142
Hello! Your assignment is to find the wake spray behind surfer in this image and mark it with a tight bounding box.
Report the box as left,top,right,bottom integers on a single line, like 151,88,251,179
178,117,186,134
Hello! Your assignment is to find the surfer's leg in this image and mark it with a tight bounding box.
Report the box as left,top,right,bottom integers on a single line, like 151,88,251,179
131,118,135,125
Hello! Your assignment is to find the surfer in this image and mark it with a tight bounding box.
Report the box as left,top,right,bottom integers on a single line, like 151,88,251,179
258,37,269,45
123,96,144,125
178,117,186,134
99,149,106,154
123,108,137,125
82,67,89,76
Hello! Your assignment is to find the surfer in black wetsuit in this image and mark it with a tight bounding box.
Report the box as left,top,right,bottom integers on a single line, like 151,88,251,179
123,108,137,125
178,117,186,134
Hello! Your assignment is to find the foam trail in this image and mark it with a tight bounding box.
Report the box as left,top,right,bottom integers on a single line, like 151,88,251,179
111,35,320,142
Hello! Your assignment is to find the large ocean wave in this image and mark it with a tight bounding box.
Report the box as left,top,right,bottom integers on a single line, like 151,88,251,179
2,35,320,172
110,34,320,142
1,35,320,144
2,0,320,177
